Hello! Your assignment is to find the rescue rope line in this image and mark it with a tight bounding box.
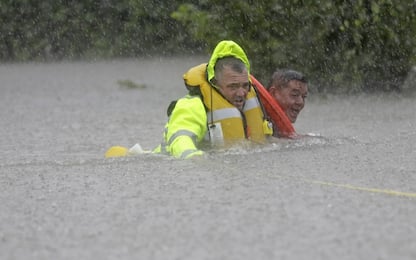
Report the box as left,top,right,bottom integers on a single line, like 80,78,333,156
270,174,416,199
202,159,416,199
301,178,416,198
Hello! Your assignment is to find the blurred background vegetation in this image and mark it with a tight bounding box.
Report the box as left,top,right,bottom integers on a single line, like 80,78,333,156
1,0,415,93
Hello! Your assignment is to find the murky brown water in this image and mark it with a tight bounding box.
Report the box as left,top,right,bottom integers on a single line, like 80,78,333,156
1,58,416,260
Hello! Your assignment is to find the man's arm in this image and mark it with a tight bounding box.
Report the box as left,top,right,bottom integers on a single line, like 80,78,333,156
165,95,207,159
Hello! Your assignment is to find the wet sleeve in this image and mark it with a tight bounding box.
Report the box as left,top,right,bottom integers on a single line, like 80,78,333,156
166,96,207,159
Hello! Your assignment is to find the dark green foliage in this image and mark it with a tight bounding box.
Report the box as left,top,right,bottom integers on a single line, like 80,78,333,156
172,0,416,93
1,0,415,93
0,0,202,61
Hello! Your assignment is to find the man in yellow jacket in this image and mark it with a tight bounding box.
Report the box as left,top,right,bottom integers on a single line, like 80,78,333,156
153,40,273,159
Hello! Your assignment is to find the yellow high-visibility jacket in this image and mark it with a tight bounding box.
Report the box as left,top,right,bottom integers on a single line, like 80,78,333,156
153,40,272,159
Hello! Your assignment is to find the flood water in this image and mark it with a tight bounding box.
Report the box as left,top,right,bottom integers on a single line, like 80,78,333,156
1,58,416,260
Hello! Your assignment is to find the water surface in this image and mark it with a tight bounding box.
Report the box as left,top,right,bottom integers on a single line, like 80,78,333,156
1,58,415,260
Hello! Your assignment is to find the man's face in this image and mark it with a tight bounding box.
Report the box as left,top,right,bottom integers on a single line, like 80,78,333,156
269,80,308,123
215,66,250,111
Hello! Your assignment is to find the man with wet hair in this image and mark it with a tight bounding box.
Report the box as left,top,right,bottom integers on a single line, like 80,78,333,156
153,40,273,159
266,69,308,137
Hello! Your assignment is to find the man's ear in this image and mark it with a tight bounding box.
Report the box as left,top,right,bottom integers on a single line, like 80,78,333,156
268,85,277,95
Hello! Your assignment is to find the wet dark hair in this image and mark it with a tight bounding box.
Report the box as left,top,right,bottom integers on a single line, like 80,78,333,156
213,57,246,83
267,69,307,89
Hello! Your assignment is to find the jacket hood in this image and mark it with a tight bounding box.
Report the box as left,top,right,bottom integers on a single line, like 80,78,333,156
206,40,250,83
